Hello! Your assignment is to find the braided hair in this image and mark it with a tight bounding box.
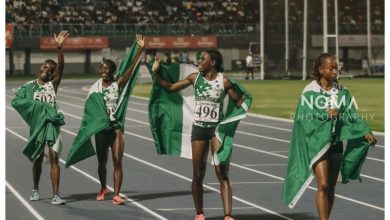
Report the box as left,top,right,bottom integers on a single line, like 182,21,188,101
101,59,117,80
311,53,334,82
205,49,224,72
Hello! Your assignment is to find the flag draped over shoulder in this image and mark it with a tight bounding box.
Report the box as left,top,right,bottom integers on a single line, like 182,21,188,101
65,43,142,168
282,81,372,208
213,81,252,165
11,81,65,161
146,63,252,165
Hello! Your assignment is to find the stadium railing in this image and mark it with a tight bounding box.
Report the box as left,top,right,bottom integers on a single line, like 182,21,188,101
10,22,383,37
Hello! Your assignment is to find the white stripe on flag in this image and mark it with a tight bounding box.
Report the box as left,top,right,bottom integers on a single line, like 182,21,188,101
179,64,198,158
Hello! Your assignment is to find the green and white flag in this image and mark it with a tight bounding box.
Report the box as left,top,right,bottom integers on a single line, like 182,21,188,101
11,81,65,161
147,63,252,165
282,81,372,208
65,43,142,168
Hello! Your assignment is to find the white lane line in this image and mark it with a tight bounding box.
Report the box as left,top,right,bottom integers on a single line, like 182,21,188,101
7,112,289,219
6,128,168,220
230,163,384,211
6,94,385,150
58,90,148,106
366,157,384,162
61,114,146,129
246,112,294,123
234,143,288,159
64,161,168,220
131,95,150,102
126,118,150,126
237,128,385,149
57,129,294,220
6,105,385,181
235,130,290,143
6,181,45,220
97,124,384,212
242,164,287,167
56,99,147,115
123,130,384,211
121,149,294,219
4,126,27,129
45,91,390,144
207,182,283,185
234,142,384,182
157,207,255,211
58,88,88,95
360,174,384,182
131,96,385,145
7,104,384,212
245,112,385,137
7,91,385,137
239,121,292,132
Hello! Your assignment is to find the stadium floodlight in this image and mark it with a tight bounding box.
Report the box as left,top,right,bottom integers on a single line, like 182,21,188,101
367,0,372,76
259,0,265,80
302,0,308,80
321,0,340,79
285,0,289,76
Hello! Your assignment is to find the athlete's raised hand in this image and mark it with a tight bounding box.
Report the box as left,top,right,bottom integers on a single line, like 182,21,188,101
53,31,70,48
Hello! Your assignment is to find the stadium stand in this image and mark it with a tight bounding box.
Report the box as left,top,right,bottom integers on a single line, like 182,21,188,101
6,0,384,77
7,0,383,36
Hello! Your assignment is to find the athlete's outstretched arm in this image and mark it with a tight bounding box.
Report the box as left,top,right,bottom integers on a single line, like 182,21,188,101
52,31,69,91
152,56,197,92
117,34,145,88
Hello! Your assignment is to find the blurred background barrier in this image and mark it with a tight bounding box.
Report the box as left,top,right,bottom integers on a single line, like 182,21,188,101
6,0,384,78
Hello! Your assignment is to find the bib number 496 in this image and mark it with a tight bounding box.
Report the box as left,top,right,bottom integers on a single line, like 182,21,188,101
194,102,219,123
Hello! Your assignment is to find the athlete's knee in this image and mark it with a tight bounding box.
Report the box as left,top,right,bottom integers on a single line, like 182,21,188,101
192,170,206,184
49,154,58,164
112,155,122,168
215,170,229,182
317,182,329,194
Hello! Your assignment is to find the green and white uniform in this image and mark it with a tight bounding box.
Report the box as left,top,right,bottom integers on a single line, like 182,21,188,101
193,72,226,128
32,79,56,107
33,79,62,159
11,79,65,161
98,80,119,122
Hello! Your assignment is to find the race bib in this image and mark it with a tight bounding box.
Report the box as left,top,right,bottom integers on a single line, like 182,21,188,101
103,90,118,121
194,101,220,123
106,103,117,121
33,91,55,106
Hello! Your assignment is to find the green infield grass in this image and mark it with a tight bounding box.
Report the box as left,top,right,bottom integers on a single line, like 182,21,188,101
132,78,384,132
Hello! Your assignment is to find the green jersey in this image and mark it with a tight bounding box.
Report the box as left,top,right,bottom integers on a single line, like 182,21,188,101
193,72,226,128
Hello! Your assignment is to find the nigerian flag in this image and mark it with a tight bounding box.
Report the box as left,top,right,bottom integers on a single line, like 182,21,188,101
282,81,372,208
65,42,142,168
11,81,65,161
146,63,252,165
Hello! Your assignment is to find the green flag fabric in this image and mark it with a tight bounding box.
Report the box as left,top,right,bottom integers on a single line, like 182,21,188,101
65,43,142,168
282,81,372,208
147,63,252,165
11,80,65,161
